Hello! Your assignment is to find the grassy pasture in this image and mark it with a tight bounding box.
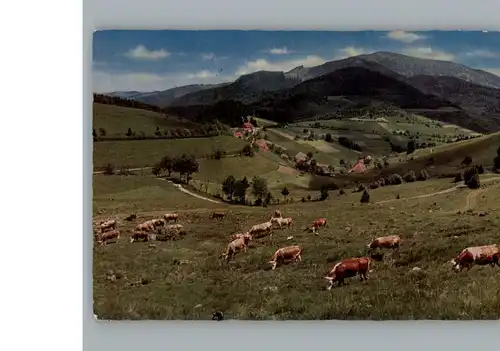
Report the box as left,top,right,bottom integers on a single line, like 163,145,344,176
93,136,248,169
93,174,500,320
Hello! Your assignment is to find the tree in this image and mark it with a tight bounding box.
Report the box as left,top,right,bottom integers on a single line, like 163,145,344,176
281,186,290,201
234,177,250,204
306,152,313,160
155,126,162,136
159,155,174,176
461,156,472,166
212,149,225,160
222,175,236,201
126,128,133,137
173,154,199,183
92,129,97,138
406,140,416,155
251,176,268,201
264,192,273,206
320,185,329,201
241,145,254,157
152,164,161,177
360,190,370,203
324,133,333,143
99,128,107,137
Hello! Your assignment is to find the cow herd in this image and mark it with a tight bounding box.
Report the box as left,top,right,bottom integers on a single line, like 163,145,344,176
94,208,500,290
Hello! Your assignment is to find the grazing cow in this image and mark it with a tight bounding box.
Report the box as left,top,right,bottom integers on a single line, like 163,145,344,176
271,217,293,229
325,257,372,290
163,213,179,223
135,221,155,232
96,229,120,245
312,218,327,228
129,231,150,243
211,211,225,220
249,221,273,238
223,234,252,262
367,235,401,258
151,219,165,228
273,210,282,218
124,213,137,221
165,224,184,233
450,245,500,272
99,219,116,233
230,232,249,240
268,245,302,270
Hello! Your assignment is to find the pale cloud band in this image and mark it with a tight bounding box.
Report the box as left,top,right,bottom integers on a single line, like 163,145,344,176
386,31,426,43
125,45,171,60
269,47,290,55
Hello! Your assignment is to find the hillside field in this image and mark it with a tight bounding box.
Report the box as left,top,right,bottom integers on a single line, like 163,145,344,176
93,136,248,170
93,172,500,320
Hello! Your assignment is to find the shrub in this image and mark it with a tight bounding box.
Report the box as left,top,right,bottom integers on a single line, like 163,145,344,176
369,182,379,189
360,190,370,203
466,174,480,189
403,171,417,183
152,164,161,177
389,174,403,185
241,145,255,157
324,133,333,143
338,189,345,196
104,163,115,175
379,178,387,186
212,149,226,160
418,169,430,181
461,156,472,166
320,186,329,201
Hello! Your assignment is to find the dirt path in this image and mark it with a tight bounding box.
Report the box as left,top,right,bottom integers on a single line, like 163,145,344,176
159,179,222,204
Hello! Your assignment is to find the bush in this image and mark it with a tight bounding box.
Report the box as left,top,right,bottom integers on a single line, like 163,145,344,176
324,133,333,143
403,171,417,183
104,163,115,175
360,190,370,203
389,174,403,185
320,186,329,201
466,174,480,189
212,149,226,160
369,182,379,189
378,178,387,186
461,156,472,166
241,145,255,157
453,173,463,183
338,189,345,196
152,164,161,177
417,169,430,181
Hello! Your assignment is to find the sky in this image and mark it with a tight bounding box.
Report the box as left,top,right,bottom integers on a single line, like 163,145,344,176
92,30,500,93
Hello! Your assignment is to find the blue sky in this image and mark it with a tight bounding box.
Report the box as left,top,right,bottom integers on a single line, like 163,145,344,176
93,30,500,93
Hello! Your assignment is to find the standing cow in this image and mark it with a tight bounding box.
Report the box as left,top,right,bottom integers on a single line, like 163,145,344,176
248,221,273,238
163,213,179,223
211,211,225,220
450,244,500,272
367,235,401,259
325,257,372,290
268,245,302,270
271,216,293,229
222,234,252,262
99,219,117,233
95,229,120,246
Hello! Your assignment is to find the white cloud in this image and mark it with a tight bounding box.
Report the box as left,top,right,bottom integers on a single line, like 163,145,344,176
186,70,218,79
269,47,290,55
386,31,426,43
402,47,455,61
235,55,327,75
93,70,234,93
201,52,216,60
124,45,170,60
484,68,500,77
334,46,373,59
464,49,498,58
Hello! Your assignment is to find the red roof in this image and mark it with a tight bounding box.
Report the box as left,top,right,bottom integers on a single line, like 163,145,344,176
243,122,254,130
349,160,367,174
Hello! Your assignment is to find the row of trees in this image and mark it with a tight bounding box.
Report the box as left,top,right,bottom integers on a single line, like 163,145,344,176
152,154,199,183
220,176,293,206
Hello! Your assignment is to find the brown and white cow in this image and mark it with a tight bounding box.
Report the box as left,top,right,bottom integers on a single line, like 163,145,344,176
95,229,121,245
163,213,179,223
211,211,225,220
249,221,273,238
325,257,372,290
271,217,293,229
135,221,155,232
367,235,401,258
273,210,282,218
99,219,116,233
129,231,150,243
312,218,327,228
268,245,302,270
151,219,165,228
450,245,500,272
223,234,253,262
230,232,249,240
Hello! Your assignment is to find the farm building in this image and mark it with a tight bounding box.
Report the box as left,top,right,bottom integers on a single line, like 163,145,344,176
295,152,308,163
348,159,367,174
